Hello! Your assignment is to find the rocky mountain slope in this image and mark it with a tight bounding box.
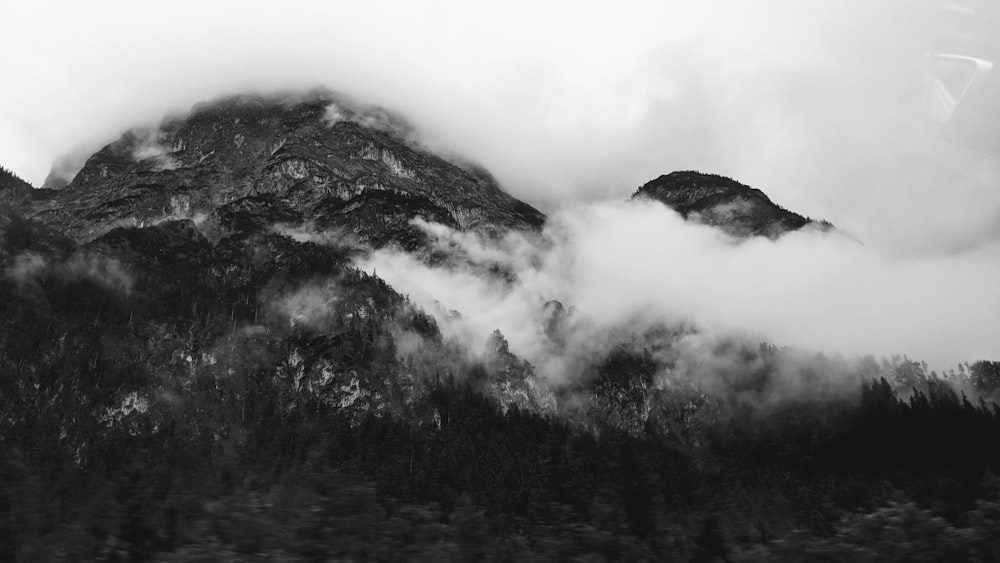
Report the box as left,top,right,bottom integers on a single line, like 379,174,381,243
632,170,833,238
0,92,557,461
21,91,545,249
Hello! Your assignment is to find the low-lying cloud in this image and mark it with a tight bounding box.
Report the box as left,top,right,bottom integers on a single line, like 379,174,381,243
362,202,1000,378
272,279,341,330
5,250,135,294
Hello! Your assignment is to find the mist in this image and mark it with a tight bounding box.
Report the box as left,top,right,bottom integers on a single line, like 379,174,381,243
361,203,1000,377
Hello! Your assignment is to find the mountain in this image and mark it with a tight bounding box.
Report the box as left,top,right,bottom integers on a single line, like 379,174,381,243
4,94,1000,560
0,92,557,496
0,92,556,503
22,91,545,249
632,170,833,238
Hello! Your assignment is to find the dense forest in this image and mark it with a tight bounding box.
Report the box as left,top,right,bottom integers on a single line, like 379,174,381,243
3,200,1000,561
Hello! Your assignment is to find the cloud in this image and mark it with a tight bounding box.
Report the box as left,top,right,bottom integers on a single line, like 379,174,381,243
323,103,346,126
4,249,134,294
65,252,135,294
41,146,93,190
4,252,48,285
270,221,360,250
361,202,1000,379
271,279,341,330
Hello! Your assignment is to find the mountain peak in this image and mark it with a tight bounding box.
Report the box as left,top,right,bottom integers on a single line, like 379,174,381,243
27,91,545,247
632,170,832,238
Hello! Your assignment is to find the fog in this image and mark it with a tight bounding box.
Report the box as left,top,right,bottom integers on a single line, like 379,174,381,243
362,205,1000,377
2,1,998,368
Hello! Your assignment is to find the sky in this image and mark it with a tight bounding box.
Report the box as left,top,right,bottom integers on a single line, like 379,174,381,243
2,0,998,368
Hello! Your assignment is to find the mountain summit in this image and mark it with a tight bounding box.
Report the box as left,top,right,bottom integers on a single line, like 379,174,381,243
24,91,545,248
632,170,832,238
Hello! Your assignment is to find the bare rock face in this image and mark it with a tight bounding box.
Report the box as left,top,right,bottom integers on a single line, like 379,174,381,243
24,91,546,248
632,171,833,238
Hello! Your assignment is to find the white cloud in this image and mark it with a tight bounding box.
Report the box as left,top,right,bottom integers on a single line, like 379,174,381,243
362,203,1000,376
4,252,48,285
273,279,341,329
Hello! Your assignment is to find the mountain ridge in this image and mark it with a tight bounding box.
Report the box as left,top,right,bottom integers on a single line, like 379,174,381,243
20,91,546,249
